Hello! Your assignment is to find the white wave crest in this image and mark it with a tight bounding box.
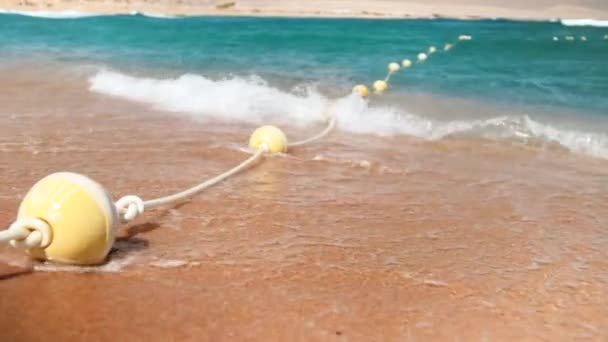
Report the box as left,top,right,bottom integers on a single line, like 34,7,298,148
89,70,608,160
129,10,178,19
89,70,328,125
0,9,98,18
561,19,608,27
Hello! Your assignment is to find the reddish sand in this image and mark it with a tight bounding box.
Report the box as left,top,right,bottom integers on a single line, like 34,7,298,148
1,65,608,340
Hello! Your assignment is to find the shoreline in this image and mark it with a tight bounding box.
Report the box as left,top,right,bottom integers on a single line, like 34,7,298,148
1,1,607,21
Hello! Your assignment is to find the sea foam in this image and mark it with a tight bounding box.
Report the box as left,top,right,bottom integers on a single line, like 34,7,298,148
89,70,608,160
561,19,608,27
0,9,98,19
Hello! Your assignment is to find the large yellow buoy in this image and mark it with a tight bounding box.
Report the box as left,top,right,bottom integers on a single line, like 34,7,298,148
402,59,412,68
428,46,437,54
18,172,118,265
417,53,428,62
249,125,288,153
373,80,388,94
352,84,369,98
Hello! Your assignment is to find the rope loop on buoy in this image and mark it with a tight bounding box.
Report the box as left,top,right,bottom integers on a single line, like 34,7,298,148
0,217,51,250
115,195,145,223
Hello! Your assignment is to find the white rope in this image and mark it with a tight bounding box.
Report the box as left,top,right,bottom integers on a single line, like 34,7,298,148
115,146,267,221
288,116,337,148
384,71,396,83
0,217,51,250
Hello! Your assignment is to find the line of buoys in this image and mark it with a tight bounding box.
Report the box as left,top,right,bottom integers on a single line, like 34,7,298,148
362,35,471,96
555,35,605,41
0,34,472,265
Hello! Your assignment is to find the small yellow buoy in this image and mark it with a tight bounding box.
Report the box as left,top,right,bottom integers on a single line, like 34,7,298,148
388,62,400,73
373,80,388,94
458,35,472,41
428,46,437,54
249,125,288,153
18,172,118,265
352,84,370,98
417,53,428,62
402,59,412,68
444,43,453,51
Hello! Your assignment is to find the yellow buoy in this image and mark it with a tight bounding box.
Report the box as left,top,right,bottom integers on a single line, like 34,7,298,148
249,125,288,153
388,62,400,73
417,53,428,62
18,172,118,265
402,59,412,68
352,84,370,98
373,80,388,94
428,46,437,54
444,43,453,51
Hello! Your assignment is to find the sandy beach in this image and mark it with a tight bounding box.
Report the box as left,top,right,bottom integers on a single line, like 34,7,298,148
2,4,608,340
1,0,608,20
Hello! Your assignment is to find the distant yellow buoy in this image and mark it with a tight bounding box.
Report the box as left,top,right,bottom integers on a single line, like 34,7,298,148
417,53,428,62
373,80,388,94
402,59,412,68
553,36,559,41
428,46,437,54
352,84,369,98
458,35,472,41
388,62,400,73
18,172,118,265
565,36,574,41
444,43,453,51
249,125,288,153
580,36,587,41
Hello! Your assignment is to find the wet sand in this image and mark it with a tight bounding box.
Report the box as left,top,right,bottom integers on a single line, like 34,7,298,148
1,66,608,340
1,0,607,20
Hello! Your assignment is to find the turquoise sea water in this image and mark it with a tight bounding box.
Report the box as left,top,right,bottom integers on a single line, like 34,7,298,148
1,13,607,157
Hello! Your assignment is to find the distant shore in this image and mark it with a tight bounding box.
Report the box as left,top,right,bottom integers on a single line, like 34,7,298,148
1,0,607,20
